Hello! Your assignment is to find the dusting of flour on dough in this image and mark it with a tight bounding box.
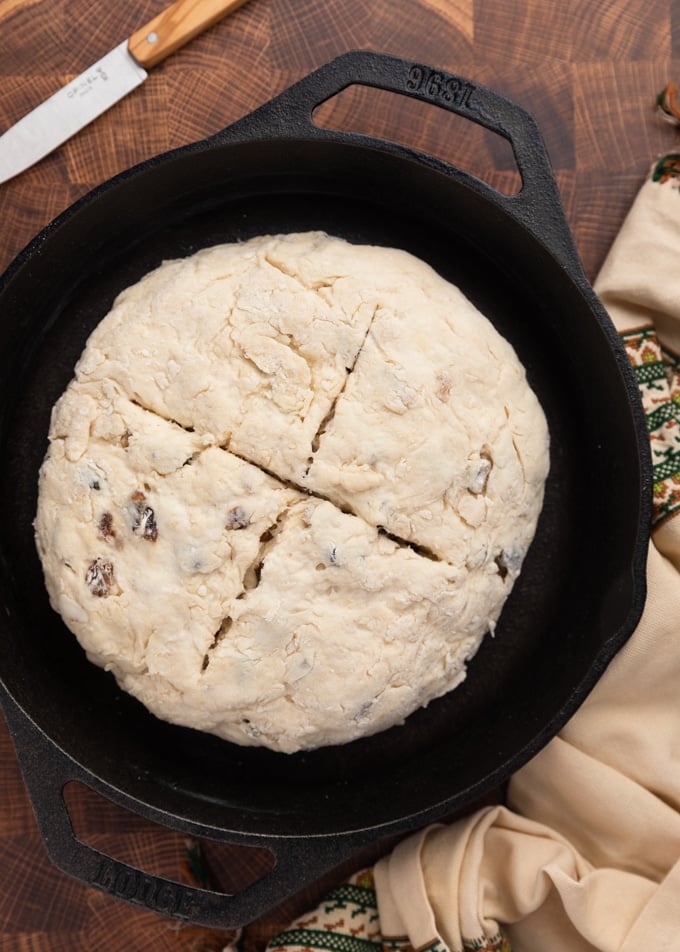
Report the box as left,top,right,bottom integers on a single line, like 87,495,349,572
34,232,550,754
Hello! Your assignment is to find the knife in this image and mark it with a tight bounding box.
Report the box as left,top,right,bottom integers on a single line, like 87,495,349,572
0,0,249,185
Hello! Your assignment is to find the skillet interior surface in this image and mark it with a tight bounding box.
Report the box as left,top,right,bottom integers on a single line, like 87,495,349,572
0,135,646,839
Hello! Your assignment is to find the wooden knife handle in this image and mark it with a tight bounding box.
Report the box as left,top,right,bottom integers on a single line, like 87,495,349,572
128,0,249,69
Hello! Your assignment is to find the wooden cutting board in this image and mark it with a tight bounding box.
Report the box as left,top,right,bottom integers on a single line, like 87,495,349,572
0,0,677,947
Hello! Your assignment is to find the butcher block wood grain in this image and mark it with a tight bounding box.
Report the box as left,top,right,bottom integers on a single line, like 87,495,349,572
0,0,678,947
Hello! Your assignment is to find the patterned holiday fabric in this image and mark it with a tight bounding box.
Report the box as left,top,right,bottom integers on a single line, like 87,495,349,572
266,870,382,952
619,325,680,527
264,867,513,952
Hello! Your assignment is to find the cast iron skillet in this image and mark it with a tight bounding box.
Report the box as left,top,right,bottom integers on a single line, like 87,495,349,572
0,51,651,928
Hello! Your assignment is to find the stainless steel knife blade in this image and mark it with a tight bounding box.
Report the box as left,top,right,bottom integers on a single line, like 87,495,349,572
0,43,146,185
0,0,249,185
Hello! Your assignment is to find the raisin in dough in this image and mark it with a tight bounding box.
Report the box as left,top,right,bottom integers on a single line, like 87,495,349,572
35,232,550,753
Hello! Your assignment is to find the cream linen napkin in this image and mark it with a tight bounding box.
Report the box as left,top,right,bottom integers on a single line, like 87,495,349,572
264,157,680,952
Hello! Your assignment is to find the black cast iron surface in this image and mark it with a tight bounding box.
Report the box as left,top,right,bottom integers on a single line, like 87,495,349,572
0,52,652,927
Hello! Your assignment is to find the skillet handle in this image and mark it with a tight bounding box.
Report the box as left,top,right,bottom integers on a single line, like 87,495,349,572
238,50,583,279
0,691,375,929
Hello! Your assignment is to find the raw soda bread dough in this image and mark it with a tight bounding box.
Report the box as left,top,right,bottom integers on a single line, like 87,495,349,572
304,275,547,566
74,232,388,483
35,232,550,753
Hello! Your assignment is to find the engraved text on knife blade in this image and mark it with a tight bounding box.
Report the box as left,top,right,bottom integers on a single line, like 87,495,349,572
0,41,147,185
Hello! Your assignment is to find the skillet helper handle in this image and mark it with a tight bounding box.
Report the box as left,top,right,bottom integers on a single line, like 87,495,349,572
256,50,582,279
1,691,370,929
128,0,249,70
